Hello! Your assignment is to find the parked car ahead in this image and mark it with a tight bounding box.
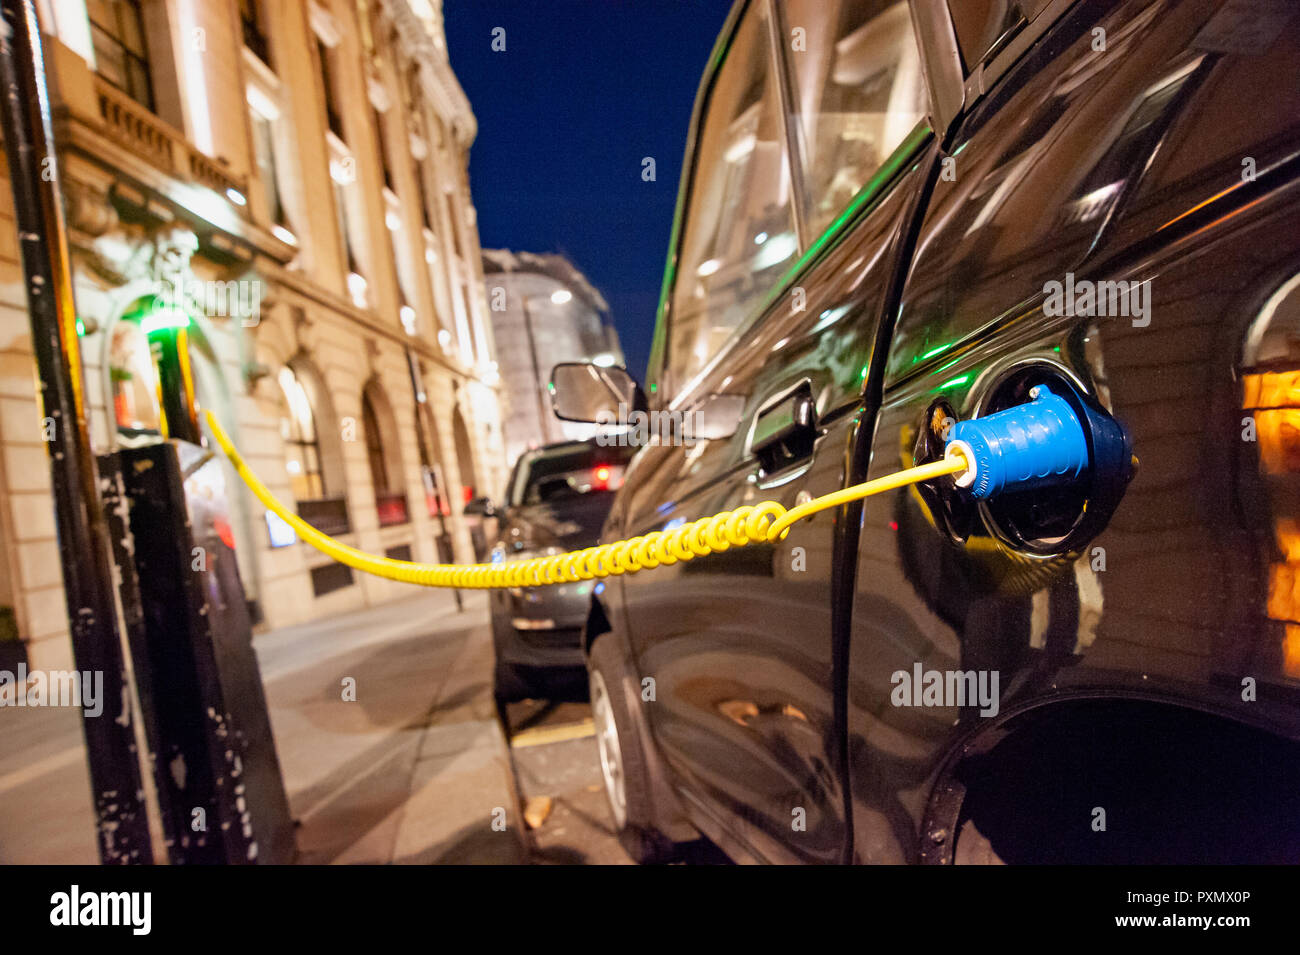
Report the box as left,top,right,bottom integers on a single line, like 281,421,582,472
489,439,636,703
551,0,1300,863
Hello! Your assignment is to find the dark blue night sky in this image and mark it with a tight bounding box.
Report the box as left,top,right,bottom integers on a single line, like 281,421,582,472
444,0,735,377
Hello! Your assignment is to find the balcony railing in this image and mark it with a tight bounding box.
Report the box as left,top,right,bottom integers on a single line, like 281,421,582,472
94,79,171,169
92,76,249,210
298,497,351,536
376,492,410,527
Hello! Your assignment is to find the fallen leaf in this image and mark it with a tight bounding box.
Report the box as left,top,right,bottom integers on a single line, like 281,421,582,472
524,795,553,830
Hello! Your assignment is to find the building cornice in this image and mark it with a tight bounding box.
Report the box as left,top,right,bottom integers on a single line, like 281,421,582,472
380,0,477,149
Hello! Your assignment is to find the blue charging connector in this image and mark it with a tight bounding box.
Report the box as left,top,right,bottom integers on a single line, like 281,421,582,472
945,385,1091,500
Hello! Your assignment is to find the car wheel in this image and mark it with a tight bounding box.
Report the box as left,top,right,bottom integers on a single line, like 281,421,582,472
587,632,678,863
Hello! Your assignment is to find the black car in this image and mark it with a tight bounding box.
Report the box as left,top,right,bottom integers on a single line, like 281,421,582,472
548,0,1300,863
489,439,636,703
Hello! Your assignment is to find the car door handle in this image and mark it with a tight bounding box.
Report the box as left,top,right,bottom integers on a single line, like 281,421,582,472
749,381,817,474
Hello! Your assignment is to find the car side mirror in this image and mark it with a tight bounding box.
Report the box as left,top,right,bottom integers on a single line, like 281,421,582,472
549,362,646,423
462,496,497,518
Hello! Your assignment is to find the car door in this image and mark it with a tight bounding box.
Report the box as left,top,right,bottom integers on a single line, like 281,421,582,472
612,0,938,863
844,0,1300,863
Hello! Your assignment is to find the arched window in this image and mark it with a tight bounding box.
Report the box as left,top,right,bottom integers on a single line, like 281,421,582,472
452,405,478,503
362,390,389,495
278,365,324,499
362,381,409,526
415,401,448,517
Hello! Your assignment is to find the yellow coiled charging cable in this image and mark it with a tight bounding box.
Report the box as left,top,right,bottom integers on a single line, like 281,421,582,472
204,410,970,589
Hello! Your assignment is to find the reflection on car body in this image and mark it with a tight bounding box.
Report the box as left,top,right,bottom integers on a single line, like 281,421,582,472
548,0,1300,864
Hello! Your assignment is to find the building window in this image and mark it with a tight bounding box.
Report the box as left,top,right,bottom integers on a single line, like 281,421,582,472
452,407,477,503
317,39,344,140
413,398,446,518
374,108,396,192
387,192,417,317
362,391,389,496
415,161,434,230
310,562,353,596
88,0,154,110
239,0,271,67
278,366,325,500
405,76,435,230
331,171,366,306
363,387,409,525
450,271,473,364
251,111,287,226
443,193,463,257
333,179,353,267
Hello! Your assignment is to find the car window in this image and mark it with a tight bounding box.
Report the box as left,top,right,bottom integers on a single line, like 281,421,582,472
946,0,1053,72
523,464,627,506
668,0,795,396
510,443,635,507
781,0,929,238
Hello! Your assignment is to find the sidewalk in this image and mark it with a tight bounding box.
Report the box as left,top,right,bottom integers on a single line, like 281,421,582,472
0,588,526,864
267,589,526,864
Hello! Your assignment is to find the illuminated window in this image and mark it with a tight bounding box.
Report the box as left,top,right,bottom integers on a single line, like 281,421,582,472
278,366,325,499
88,0,154,111
332,175,366,304
251,111,287,226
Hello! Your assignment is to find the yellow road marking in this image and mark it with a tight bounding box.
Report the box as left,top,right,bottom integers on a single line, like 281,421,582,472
510,717,595,749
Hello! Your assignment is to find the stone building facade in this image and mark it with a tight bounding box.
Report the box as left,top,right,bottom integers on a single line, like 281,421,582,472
0,0,508,669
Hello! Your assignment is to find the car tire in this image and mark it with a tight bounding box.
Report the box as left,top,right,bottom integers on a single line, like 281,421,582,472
587,632,679,864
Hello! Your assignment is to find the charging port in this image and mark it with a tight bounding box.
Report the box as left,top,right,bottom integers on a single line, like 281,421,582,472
972,366,1133,556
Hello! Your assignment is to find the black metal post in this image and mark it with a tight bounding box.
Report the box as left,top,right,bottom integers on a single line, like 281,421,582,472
0,0,152,862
